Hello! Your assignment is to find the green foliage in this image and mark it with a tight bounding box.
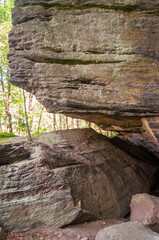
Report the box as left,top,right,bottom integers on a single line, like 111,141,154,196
34,58,121,65
12,160,19,164
0,0,14,67
57,4,138,12
31,131,41,136
84,50,104,54
0,132,16,138
0,140,11,144
111,132,117,137
31,234,37,239
0,0,14,22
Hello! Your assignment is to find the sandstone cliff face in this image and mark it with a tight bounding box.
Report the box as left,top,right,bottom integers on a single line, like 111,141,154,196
0,129,156,232
8,0,159,131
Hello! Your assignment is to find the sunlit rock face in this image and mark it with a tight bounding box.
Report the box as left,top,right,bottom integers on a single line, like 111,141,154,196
9,0,159,131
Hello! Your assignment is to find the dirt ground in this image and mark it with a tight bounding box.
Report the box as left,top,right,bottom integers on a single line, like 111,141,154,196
6,219,127,240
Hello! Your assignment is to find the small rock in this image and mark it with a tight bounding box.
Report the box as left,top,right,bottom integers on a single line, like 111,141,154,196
77,236,89,240
130,193,159,232
40,236,45,240
57,232,63,237
95,221,159,240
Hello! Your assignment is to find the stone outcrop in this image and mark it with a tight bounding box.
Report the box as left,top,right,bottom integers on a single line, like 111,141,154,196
109,133,159,167
8,0,159,132
0,129,156,232
95,221,159,240
130,193,159,232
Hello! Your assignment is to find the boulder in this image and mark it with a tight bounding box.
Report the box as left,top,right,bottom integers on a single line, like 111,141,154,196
95,221,159,240
8,0,159,132
130,193,159,232
0,129,156,232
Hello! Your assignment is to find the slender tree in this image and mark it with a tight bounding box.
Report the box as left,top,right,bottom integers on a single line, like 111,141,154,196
66,116,69,129
37,106,44,133
53,114,57,131
23,90,32,141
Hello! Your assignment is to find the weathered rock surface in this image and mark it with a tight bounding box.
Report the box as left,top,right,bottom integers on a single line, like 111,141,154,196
13,0,159,9
0,141,30,165
130,193,159,232
95,221,159,240
0,227,6,240
0,129,156,232
109,133,159,167
8,0,159,131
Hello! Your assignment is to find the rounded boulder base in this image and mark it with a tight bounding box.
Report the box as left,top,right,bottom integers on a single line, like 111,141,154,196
130,193,159,233
95,221,159,240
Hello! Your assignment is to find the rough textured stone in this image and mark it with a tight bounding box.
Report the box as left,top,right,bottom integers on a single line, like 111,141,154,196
95,221,159,240
0,227,6,240
8,0,159,131
13,0,159,9
0,129,156,232
109,133,159,167
0,142,30,165
130,193,159,232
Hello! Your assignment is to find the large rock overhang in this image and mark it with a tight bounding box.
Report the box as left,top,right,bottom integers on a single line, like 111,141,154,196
8,0,159,131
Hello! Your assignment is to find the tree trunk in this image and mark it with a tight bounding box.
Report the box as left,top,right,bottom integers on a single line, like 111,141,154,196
23,90,32,141
88,122,92,128
66,117,69,129
1,68,13,133
7,69,12,132
71,118,74,129
28,93,34,132
59,114,62,130
53,114,57,131
37,107,44,133
76,119,80,128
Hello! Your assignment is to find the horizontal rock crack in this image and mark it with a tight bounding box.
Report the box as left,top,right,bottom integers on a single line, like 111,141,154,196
29,58,124,65
15,4,159,13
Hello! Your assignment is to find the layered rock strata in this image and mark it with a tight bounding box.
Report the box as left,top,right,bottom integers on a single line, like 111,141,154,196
8,0,159,131
0,129,156,232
